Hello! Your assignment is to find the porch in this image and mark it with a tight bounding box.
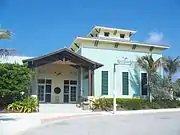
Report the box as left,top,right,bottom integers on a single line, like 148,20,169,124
23,48,103,104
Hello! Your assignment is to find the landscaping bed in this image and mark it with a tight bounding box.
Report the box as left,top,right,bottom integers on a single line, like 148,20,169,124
91,98,180,111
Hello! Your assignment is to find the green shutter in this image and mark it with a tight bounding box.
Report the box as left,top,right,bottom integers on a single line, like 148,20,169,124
141,73,147,95
102,71,108,95
122,72,129,95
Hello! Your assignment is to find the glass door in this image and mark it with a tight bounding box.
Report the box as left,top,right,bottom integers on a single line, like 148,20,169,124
38,85,45,102
70,80,77,103
64,80,69,103
63,80,77,103
70,86,77,102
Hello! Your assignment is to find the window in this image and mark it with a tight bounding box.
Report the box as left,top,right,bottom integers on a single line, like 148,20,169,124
101,71,108,95
70,80,77,85
120,34,125,38
38,79,45,84
122,72,129,95
104,32,110,37
141,73,147,95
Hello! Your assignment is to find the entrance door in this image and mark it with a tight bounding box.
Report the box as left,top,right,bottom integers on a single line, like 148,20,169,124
38,85,45,102
37,79,52,103
63,80,77,103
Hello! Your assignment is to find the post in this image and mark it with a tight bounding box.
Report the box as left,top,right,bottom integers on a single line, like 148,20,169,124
80,67,83,96
88,68,92,96
113,64,117,114
91,70,94,96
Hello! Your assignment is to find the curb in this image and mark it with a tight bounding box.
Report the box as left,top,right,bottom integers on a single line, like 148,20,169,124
41,112,102,124
40,113,103,128
101,108,180,115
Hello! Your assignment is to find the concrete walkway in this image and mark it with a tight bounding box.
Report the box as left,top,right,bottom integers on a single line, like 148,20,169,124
39,104,91,113
1,108,180,135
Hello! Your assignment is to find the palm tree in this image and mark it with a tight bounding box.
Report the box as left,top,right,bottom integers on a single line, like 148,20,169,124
0,29,14,57
0,29,11,39
163,56,180,81
137,55,162,102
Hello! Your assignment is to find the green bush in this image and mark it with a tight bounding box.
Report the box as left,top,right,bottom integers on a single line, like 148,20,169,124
91,98,180,111
148,102,161,109
0,63,33,106
7,97,39,113
153,100,180,108
92,98,113,111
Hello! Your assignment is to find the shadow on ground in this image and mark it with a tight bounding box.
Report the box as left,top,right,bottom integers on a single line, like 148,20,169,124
0,116,16,121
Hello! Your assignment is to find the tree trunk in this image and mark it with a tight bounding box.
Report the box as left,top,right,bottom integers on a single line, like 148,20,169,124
168,72,172,81
148,73,152,102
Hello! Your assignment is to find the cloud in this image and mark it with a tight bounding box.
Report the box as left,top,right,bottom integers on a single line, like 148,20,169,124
146,31,164,44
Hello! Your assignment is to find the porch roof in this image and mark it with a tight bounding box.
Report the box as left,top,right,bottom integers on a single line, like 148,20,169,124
23,48,103,69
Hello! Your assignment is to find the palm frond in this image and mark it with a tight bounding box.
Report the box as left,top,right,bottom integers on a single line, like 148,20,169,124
154,56,167,70
164,56,180,75
137,56,149,71
0,29,11,39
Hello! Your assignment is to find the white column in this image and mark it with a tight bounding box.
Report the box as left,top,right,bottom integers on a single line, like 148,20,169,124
80,67,83,96
113,64,117,114
31,68,37,96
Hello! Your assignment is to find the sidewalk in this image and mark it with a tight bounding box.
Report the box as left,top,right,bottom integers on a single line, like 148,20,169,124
1,108,180,135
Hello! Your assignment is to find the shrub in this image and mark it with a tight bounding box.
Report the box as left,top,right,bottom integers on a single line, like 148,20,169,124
91,98,113,111
153,100,180,108
0,63,33,106
91,98,180,111
7,97,39,113
118,98,143,110
148,102,161,109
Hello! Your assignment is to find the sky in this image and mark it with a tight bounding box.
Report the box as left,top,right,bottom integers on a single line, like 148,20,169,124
0,0,180,58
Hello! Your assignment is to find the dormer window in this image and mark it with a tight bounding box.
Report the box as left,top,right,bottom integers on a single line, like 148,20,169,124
104,32,110,37
120,34,125,38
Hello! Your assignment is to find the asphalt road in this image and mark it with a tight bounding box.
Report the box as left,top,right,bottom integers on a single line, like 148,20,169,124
23,112,180,135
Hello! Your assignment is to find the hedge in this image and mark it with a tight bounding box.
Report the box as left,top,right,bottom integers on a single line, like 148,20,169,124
91,98,180,111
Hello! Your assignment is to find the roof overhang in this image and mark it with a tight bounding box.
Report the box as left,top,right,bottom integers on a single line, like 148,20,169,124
70,37,169,52
23,48,103,70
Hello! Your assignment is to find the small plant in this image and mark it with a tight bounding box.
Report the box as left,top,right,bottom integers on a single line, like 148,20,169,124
91,98,112,111
7,97,39,113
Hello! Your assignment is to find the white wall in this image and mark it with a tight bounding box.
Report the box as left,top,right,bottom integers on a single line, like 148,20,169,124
80,46,163,97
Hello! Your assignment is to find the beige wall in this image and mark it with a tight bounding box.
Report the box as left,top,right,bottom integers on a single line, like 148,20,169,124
35,64,78,103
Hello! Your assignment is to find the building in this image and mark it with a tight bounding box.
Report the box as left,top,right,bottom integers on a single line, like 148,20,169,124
24,26,169,103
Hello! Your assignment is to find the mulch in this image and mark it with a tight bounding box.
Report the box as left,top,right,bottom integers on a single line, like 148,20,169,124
0,107,19,113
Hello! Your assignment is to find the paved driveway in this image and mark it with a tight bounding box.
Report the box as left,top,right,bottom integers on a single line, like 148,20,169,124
23,112,180,135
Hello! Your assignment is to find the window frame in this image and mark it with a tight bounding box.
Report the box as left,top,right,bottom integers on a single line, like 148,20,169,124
141,73,148,96
101,71,109,95
122,72,129,95
120,34,125,38
104,32,110,37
